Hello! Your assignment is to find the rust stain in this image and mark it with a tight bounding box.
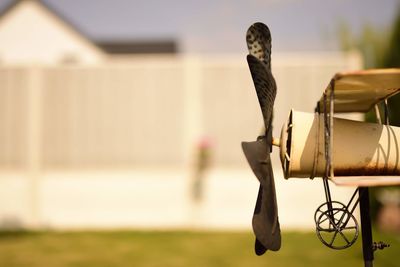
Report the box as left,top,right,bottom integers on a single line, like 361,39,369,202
334,165,400,176
364,157,372,163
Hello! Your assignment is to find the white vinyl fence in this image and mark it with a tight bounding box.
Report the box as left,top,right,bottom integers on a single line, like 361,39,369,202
0,53,361,230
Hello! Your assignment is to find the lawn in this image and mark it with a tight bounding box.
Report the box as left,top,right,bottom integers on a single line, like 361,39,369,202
0,230,398,267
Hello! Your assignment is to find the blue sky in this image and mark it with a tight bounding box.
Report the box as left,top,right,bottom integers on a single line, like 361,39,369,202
1,0,399,53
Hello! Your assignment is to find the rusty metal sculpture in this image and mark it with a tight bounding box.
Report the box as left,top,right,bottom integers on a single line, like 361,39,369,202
242,22,400,266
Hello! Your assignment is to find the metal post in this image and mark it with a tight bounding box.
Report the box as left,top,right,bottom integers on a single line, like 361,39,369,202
359,187,374,267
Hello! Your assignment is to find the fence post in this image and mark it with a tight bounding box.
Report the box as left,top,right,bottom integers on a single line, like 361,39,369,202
26,67,43,229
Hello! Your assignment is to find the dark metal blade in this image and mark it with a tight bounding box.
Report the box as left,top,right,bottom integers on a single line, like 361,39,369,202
246,22,272,69
241,138,269,186
255,237,268,255
244,22,280,255
246,54,276,130
241,138,281,254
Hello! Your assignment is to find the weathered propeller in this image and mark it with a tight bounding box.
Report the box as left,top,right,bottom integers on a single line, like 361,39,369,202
241,22,281,255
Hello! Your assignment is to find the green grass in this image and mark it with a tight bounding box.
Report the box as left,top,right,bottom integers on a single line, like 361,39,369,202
0,230,398,267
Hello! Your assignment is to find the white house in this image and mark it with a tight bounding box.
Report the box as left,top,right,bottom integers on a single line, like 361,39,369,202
0,0,105,64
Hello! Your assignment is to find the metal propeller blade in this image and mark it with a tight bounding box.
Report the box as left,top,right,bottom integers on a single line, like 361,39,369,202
242,136,281,254
246,22,272,68
246,55,276,130
242,22,281,255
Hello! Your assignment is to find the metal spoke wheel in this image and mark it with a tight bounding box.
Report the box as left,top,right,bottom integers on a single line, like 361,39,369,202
314,201,346,224
316,208,359,249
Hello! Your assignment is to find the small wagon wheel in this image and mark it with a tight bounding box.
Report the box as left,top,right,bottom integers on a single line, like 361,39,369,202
316,208,359,249
314,201,346,224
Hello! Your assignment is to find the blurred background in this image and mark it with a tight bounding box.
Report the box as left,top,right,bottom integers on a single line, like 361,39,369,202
0,0,399,266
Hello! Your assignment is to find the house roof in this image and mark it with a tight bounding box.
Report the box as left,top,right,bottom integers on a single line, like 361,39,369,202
97,40,178,54
0,0,178,55
0,0,95,46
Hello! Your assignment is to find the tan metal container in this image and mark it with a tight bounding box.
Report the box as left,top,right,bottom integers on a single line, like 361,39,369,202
279,110,400,179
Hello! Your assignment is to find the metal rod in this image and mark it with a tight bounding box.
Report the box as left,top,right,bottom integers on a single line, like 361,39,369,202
339,188,360,227
384,99,390,125
359,187,374,267
323,178,332,207
322,180,334,223
347,188,361,215
322,91,333,220
374,104,382,124
329,82,334,179
323,92,329,178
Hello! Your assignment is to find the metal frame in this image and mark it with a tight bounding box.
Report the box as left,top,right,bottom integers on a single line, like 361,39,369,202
315,80,392,266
